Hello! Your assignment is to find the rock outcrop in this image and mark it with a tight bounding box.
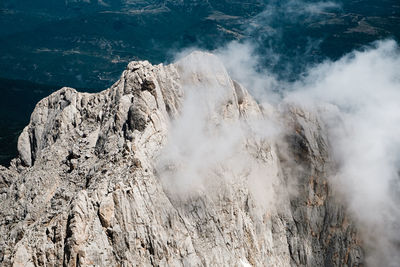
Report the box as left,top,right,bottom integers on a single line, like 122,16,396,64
0,52,363,266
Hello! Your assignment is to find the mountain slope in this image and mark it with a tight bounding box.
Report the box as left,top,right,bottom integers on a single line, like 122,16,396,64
0,52,362,266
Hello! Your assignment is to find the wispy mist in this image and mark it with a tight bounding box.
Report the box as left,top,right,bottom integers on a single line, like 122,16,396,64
286,40,400,266
157,1,400,265
219,39,400,266
244,0,342,78
156,52,283,214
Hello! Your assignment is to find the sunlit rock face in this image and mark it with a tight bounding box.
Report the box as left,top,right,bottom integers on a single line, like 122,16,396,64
0,52,363,266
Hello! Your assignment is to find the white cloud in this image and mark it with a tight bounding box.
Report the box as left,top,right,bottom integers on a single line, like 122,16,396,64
285,39,400,266
160,1,400,263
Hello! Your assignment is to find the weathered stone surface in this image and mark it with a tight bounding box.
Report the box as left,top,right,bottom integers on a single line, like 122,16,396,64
0,52,363,266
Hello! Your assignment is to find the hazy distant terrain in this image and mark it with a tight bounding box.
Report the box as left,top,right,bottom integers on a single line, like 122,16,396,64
0,0,399,165
1,0,399,88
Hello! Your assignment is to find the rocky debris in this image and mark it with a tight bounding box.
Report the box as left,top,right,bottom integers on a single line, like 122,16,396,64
0,52,363,266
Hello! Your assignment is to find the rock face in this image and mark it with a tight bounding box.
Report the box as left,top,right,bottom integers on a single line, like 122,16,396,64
0,52,363,266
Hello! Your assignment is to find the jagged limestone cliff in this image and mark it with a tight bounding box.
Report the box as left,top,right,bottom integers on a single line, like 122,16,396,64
0,52,363,266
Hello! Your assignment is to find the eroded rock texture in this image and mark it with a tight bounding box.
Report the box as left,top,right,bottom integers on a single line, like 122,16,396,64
0,52,363,266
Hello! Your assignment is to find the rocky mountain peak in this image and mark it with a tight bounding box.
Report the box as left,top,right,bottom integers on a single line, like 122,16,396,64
0,52,363,266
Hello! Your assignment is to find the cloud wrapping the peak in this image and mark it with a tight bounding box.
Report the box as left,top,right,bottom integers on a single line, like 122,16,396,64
161,2,400,263
280,39,400,266
167,39,400,265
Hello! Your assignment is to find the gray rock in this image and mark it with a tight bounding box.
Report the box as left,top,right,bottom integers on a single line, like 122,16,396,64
0,52,363,266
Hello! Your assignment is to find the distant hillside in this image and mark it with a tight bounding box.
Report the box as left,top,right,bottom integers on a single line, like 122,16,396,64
0,0,398,89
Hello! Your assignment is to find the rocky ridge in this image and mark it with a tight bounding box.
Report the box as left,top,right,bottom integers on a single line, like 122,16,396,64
0,52,363,266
